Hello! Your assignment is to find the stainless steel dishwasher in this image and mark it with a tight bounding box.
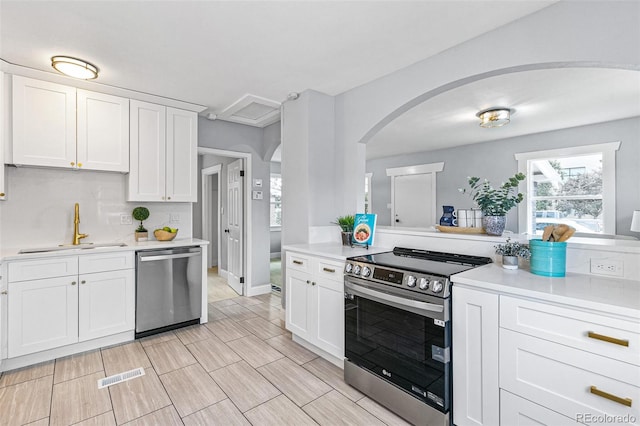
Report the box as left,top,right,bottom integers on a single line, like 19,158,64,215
135,246,202,338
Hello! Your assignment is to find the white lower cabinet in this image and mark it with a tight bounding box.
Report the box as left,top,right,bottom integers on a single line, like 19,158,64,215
7,252,134,358
500,390,584,426
285,251,344,361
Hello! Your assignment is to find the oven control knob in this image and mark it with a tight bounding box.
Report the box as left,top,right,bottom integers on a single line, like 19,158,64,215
345,263,353,273
362,266,371,277
353,265,361,275
419,277,429,290
431,280,444,293
407,275,417,287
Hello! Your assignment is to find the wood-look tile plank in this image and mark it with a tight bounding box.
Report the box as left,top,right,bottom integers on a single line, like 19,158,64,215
232,296,263,307
101,342,152,377
210,299,238,308
204,318,252,342
121,405,182,426
50,372,111,426
183,399,250,426
245,302,283,321
72,411,117,426
174,324,214,345
54,349,104,384
302,357,364,402
186,337,242,372
245,394,317,426
207,306,229,321
25,418,49,426
238,316,285,340
144,338,197,375
109,368,171,425
210,360,281,412
0,360,54,387
265,334,318,365
217,304,259,322
160,364,226,417
139,331,178,348
226,335,284,368
357,397,413,426
303,390,385,426
257,357,332,407
0,376,53,426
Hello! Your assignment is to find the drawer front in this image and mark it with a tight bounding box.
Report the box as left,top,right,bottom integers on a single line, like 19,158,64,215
8,256,78,282
500,328,640,423
315,258,344,283
500,296,640,366
79,252,134,274
286,252,311,273
500,390,585,425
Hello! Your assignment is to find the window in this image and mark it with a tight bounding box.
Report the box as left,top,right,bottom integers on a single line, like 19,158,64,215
270,173,282,227
364,173,372,214
515,142,620,235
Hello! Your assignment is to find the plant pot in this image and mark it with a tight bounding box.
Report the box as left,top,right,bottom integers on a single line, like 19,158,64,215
502,255,519,270
341,231,353,246
482,215,506,236
135,231,148,242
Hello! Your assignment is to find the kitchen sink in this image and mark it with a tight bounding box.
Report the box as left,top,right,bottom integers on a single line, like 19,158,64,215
18,242,127,254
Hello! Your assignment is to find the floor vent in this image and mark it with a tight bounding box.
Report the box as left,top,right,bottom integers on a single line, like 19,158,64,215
98,367,145,389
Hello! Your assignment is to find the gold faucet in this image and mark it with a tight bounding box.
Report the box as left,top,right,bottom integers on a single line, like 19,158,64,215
72,203,89,245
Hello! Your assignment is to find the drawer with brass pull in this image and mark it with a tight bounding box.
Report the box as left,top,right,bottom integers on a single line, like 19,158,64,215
316,259,345,283
500,295,640,366
286,252,310,272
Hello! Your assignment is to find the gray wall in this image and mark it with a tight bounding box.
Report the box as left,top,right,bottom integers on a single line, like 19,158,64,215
367,117,640,235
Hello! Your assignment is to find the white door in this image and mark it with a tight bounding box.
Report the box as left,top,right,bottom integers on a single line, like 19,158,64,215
166,107,197,202
393,173,434,227
227,159,244,295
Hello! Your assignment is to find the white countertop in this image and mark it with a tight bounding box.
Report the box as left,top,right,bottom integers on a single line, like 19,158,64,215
283,242,391,261
0,238,210,262
452,264,640,319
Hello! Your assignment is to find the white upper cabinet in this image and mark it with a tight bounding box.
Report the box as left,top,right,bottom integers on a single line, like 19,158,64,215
127,100,197,202
10,75,129,172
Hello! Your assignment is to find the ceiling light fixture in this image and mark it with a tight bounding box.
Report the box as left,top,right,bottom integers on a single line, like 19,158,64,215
476,107,513,128
51,56,99,80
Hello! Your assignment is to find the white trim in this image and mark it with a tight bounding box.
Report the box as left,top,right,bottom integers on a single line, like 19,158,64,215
217,94,281,128
198,147,252,296
245,283,272,297
386,162,444,177
516,142,620,234
365,172,373,214
201,164,222,269
270,252,282,259
218,268,229,279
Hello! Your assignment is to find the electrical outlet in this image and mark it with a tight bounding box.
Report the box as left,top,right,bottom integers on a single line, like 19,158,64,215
590,258,624,277
170,213,180,222
120,214,132,225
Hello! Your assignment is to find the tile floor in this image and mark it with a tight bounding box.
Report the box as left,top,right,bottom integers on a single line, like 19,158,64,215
0,270,412,425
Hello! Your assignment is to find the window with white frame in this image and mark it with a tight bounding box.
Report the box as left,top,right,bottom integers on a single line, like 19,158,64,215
364,173,372,214
270,173,282,227
515,142,620,235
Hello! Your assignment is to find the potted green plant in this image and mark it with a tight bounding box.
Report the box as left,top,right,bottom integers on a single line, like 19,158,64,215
494,238,531,269
132,206,150,242
459,172,526,236
332,214,355,246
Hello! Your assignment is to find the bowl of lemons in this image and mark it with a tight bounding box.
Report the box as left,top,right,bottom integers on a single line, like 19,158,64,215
154,227,178,241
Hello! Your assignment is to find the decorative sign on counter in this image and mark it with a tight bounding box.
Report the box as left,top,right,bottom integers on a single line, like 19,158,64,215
352,213,377,246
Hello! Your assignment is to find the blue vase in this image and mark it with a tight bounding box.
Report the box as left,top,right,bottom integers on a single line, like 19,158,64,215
439,206,457,226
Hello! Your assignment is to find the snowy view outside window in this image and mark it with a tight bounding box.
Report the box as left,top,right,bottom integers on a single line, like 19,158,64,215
270,174,282,227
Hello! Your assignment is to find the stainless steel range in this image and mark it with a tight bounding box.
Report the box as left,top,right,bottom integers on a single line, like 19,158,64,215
344,247,492,426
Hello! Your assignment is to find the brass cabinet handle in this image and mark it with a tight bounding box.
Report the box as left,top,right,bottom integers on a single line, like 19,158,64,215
312,282,316,286
78,162,82,168
71,281,77,285
70,161,75,166
293,260,304,265
587,331,629,347
81,280,86,285
322,267,336,273
0,192,5,197
1,290,7,295
590,386,632,407
168,196,171,200
306,280,310,284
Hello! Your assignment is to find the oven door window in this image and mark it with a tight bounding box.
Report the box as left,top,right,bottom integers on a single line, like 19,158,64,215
345,293,450,412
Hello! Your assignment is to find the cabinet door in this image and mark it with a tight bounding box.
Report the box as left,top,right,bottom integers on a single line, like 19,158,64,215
78,269,134,342
286,269,313,339
166,107,197,202
500,390,585,425
77,90,129,172
314,277,344,358
452,285,500,426
12,76,76,168
128,100,166,201
8,276,78,357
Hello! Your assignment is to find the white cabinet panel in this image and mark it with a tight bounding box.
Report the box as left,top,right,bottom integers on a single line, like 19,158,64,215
78,269,134,342
166,107,197,202
79,252,134,274
8,256,78,282
315,278,343,356
286,269,312,339
452,285,500,426
77,89,129,172
11,76,76,168
8,276,79,357
500,390,584,426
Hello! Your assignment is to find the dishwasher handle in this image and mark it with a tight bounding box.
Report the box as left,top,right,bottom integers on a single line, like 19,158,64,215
138,251,201,262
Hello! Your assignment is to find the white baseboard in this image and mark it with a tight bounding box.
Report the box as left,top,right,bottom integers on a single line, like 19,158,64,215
218,268,228,279
270,252,281,259
246,283,272,297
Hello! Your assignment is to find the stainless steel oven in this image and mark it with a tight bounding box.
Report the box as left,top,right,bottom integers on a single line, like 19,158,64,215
344,248,491,426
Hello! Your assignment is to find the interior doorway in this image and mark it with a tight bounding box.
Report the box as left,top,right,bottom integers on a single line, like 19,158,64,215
269,147,282,293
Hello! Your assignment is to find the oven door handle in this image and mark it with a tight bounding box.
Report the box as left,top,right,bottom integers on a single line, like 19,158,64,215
345,281,444,316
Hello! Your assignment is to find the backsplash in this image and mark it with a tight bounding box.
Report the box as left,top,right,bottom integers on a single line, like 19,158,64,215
0,167,192,250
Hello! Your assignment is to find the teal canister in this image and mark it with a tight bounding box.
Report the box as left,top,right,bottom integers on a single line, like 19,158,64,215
529,239,567,277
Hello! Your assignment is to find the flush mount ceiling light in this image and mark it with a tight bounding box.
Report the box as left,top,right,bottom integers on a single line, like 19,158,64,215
51,56,99,80
476,107,513,128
